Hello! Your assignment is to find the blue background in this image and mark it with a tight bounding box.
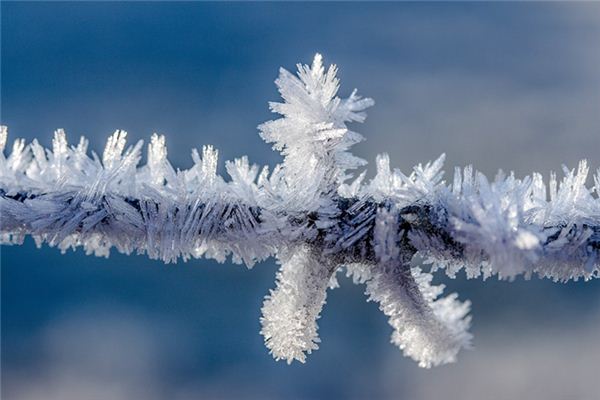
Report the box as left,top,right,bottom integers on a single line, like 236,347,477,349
2,3,600,399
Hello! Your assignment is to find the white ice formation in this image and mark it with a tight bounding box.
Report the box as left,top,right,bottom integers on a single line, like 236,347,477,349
1,54,598,368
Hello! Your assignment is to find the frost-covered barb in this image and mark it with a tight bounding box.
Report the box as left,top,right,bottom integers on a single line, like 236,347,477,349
1,54,599,368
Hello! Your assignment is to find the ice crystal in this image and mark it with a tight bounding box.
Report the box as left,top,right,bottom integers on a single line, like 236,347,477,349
1,55,598,367
260,246,336,364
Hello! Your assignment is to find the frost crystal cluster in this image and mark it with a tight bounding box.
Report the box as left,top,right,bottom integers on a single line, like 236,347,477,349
1,55,599,368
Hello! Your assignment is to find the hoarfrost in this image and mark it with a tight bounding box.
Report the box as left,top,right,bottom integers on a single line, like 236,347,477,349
1,54,598,367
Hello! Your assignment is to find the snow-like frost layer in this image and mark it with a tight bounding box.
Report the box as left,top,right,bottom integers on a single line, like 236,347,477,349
1,54,599,367
260,246,336,364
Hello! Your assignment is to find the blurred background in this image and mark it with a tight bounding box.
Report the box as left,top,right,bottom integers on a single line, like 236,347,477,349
2,2,600,399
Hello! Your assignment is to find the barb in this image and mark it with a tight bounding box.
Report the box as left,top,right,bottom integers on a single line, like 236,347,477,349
1,55,598,367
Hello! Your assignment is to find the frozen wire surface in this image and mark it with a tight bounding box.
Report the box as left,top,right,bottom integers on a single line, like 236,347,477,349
1,55,598,367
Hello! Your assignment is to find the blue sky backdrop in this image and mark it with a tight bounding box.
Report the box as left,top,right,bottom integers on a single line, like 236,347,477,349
2,3,600,399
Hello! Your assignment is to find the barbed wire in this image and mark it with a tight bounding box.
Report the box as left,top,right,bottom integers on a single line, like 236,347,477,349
1,54,598,368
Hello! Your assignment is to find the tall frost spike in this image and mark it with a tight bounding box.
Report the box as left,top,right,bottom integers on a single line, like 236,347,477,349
259,53,374,207
1,54,599,368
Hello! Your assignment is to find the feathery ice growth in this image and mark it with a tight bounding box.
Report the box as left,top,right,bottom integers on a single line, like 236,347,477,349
1,54,599,368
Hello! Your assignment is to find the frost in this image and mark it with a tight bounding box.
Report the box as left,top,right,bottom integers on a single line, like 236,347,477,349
258,53,374,210
1,54,599,367
260,246,335,364
367,207,471,368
